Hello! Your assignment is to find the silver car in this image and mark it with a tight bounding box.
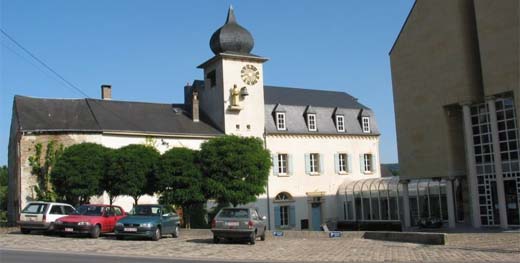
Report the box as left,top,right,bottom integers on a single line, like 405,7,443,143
211,207,267,245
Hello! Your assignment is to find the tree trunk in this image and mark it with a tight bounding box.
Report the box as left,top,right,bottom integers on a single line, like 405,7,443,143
133,196,139,207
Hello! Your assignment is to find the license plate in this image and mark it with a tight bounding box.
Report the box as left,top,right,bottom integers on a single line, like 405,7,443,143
64,228,74,232
124,227,137,232
226,222,239,227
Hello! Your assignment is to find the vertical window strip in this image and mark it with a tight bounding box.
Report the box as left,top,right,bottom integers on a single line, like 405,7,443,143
339,153,347,172
278,154,287,175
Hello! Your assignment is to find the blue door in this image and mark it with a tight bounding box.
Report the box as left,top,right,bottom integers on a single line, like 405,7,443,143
311,203,321,231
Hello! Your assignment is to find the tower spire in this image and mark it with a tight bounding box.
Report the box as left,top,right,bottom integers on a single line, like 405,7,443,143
225,5,236,24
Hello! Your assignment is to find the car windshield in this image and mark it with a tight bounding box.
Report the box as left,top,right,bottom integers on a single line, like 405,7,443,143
74,205,105,216
22,203,47,214
132,206,161,216
218,209,249,218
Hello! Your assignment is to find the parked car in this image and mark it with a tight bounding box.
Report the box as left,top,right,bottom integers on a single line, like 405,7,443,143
211,207,267,245
114,204,180,241
54,204,126,238
18,201,76,234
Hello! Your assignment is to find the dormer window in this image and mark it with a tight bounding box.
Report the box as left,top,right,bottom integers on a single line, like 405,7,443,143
336,115,345,132
362,117,370,133
307,114,317,131
276,112,286,130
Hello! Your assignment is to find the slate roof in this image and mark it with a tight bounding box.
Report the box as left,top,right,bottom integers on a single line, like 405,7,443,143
264,85,369,109
13,96,222,136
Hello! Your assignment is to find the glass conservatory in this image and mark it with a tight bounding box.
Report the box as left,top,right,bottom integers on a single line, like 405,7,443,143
338,177,452,226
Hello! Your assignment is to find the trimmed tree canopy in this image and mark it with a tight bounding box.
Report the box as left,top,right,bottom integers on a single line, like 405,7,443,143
106,144,160,206
51,143,108,205
199,135,271,207
156,148,204,206
156,148,204,227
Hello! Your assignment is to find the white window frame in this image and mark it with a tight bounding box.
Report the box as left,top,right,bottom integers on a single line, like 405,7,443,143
338,153,347,173
362,117,370,133
307,114,317,131
276,112,286,130
363,153,372,173
336,115,345,132
278,154,288,176
279,205,289,226
310,153,320,174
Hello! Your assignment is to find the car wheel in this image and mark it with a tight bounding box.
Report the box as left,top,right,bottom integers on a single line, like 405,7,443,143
213,236,220,244
152,227,161,241
116,235,124,240
260,227,266,241
90,225,101,239
20,228,30,234
172,225,179,238
249,232,256,245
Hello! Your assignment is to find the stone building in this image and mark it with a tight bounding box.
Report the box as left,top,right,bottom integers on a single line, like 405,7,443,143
390,0,519,228
8,7,381,230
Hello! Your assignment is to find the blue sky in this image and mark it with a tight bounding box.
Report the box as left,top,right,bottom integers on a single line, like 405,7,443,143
0,0,415,165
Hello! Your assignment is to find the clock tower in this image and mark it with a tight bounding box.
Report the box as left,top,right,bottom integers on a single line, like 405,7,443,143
197,6,268,138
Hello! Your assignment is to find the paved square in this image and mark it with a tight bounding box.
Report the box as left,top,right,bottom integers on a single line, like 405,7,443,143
0,229,519,262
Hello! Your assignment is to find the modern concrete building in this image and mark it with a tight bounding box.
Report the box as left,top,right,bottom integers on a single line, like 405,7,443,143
8,7,382,230
390,0,519,228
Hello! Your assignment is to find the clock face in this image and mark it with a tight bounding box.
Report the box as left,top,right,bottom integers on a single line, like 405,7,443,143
241,64,260,85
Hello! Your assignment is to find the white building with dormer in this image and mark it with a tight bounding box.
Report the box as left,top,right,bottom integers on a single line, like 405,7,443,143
8,7,381,230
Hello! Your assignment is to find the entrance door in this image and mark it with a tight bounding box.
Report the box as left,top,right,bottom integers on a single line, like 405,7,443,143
504,180,519,225
311,203,321,231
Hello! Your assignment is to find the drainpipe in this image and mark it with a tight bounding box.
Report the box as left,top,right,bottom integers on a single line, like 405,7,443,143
263,128,271,230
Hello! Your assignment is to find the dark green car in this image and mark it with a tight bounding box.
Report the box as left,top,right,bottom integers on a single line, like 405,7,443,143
114,205,180,241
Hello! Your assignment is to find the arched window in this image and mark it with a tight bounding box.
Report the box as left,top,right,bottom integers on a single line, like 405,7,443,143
274,192,294,202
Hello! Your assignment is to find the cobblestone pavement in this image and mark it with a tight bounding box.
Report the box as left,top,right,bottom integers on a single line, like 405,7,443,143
0,230,519,262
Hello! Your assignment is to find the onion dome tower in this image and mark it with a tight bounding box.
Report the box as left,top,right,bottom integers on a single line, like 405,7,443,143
209,6,254,55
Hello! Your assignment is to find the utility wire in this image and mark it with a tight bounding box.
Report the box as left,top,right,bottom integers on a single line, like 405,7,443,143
1,28,146,131
0,28,92,98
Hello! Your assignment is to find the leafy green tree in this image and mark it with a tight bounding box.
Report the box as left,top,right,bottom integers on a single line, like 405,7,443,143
0,165,8,211
156,148,205,228
199,135,271,207
28,141,64,201
51,143,108,206
106,144,160,206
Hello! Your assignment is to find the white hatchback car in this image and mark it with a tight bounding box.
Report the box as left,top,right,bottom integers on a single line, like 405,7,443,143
18,201,76,234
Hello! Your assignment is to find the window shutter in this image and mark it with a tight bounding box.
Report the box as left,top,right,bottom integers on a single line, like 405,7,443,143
359,154,364,173
274,205,281,228
319,154,324,174
334,153,339,174
272,154,278,176
371,154,377,173
288,154,293,176
304,154,310,175
289,205,296,227
347,154,352,173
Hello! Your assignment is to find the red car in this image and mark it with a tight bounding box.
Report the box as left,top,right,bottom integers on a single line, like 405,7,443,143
54,204,126,238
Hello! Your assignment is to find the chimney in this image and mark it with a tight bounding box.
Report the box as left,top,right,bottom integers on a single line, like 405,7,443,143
192,89,200,122
101,84,112,100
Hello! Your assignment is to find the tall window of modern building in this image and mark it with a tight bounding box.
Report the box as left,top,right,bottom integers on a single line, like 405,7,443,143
307,114,317,131
276,112,286,130
362,117,370,133
278,154,288,175
336,115,345,132
363,153,373,173
310,153,320,174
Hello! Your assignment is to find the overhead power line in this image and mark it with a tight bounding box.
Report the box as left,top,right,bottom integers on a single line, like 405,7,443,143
0,28,92,98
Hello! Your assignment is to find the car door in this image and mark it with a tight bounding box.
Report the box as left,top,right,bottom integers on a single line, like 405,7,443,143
47,205,64,223
104,207,118,232
252,209,265,235
161,207,173,233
